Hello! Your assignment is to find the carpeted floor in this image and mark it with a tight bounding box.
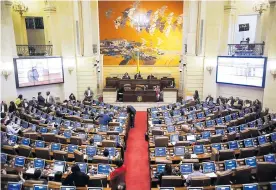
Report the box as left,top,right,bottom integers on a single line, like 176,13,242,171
125,111,150,190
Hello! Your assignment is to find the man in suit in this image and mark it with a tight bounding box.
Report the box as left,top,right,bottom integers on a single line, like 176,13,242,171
127,105,136,128
147,74,155,79
216,96,225,105
37,92,45,106
1,101,8,113
122,73,130,79
205,94,214,102
29,97,38,107
84,87,93,101
134,72,141,79
233,97,243,109
46,91,55,106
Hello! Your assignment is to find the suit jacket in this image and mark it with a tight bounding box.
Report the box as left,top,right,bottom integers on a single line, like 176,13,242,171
205,97,214,102
28,100,38,107
216,98,225,105
46,95,55,105
84,90,94,97
38,95,45,106
0,103,8,112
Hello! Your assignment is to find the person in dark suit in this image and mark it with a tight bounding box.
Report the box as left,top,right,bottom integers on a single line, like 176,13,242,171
69,93,76,101
122,73,130,79
8,101,16,113
84,87,94,101
193,90,200,104
205,95,213,102
46,91,55,106
62,164,89,187
28,97,38,107
127,105,136,128
134,72,141,79
147,74,155,79
226,96,234,107
37,92,45,106
233,97,243,109
216,96,225,105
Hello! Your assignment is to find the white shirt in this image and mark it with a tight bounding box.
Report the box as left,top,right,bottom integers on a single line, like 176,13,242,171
1,105,4,112
47,96,50,103
88,90,91,96
6,124,20,135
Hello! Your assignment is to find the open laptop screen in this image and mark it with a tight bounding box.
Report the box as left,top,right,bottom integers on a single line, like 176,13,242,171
97,164,110,175
34,158,45,169
180,163,193,174
245,157,257,167
33,185,48,190
86,146,97,156
155,147,167,157
14,156,25,167
202,162,216,173
243,183,258,190
224,159,237,170
193,145,204,154
7,182,21,190
174,147,185,156
264,154,276,163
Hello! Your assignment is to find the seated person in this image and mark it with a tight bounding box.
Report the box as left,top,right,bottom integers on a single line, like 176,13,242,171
122,72,130,79
233,97,242,109
158,164,181,182
134,72,142,79
205,94,213,102
216,96,225,105
5,120,21,136
243,100,252,108
226,96,234,108
18,170,47,184
147,74,155,79
95,114,112,125
193,90,200,104
186,163,205,185
69,93,76,101
84,87,94,101
62,164,89,187
15,95,23,108
110,160,126,190
48,171,62,186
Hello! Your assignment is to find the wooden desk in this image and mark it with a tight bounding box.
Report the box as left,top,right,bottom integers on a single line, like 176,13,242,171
123,90,156,102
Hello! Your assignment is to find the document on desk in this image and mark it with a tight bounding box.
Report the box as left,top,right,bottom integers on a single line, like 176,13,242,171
191,154,198,159
26,168,35,174
205,172,217,178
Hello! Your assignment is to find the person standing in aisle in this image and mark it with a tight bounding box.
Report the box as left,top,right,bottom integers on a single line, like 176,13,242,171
127,105,136,128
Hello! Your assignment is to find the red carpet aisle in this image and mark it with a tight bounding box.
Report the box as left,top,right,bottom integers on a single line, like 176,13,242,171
125,111,150,190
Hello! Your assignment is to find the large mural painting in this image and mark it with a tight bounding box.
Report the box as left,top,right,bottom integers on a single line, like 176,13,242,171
99,1,183,66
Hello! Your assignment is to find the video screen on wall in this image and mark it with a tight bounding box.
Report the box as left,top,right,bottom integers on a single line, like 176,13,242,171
216,56,267,88
14,57,64,88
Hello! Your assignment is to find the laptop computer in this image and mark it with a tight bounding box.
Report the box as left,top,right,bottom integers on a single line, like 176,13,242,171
14,156,25,167
245,157,257,167
7,182,21,190
97,164,111,175
33,185,48,190
224,159,237,170
215,185,231,190
243,183,258,190
202,162,217,178
155,147,167,157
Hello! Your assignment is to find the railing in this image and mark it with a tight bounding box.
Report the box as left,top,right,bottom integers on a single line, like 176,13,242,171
16,45,53,56
228,42,265,56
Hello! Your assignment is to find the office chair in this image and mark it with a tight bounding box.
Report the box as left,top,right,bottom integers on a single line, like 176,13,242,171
53,150,68,161
152,129,164,135
233,166,252,184
102,140,117,147
237,117,246,125
227,132,237,141
195,139,210,145
239,147,257,158
175,141,190,146
215,170,233,185
256,162,276,182
41,133,55,142
55,135,67,144
17,145,32,157
155,136,169,147
23,132,38,140
70,136,83,146
74,149,84,162
248,128,260,138
161,176,183,187
35,148,51,160
2,145,16,155
91,155,109,164
239,130,251,140
220,110,229,117
218,149,235,161
88,175,108,187
210,134,223,143
190,176,211,187
257,143,272,156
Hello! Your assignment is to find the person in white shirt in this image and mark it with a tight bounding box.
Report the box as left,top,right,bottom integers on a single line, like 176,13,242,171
5,120,21,135
84,87,94,101
186,163,206,185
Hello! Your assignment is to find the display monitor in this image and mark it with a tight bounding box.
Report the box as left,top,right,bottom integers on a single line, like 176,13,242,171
174,147,185,156
231,113,238,120
97,164,110,175
33,185,48,190
243,183,258,190
14,57,64,88
206,120,215,127
180,163,193,174
216,129,225,135
270,182,276,190
224,159,237,170
114,126,123,133
202,131,211,139
105,147,116,157
99,125,108,132
197,112,204,119
167,126,175,133
215,185,231,190
216,118,223,125
216,56,267,88
86,146,97,156
271,132,276,141
211,143,222,151
35,140,45,148
155,147,167,157
170,134,179,143
51,143,61,151
1,153,7,164
40,127,48,133
245,157,257,167
202,162,216,173
9,135,17,145
34,158,45,169
7,182,22,190
64,130,72,139
21,120,29,128
228,127,237,133
60,187,76,190
157,164,165,173
264,154,276,163
77,163,88,174
244,139,254,148
87,188,103,190
93,134,102,143
67,144,78,153
228,141,239,150
160,188,175,190
21,138,30,146
224,115,232,122
14,156,25,167
193,145,204,154
53,161,65,173
258,135,267,145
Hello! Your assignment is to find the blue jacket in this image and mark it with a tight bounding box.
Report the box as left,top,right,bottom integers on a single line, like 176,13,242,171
98,114,112,125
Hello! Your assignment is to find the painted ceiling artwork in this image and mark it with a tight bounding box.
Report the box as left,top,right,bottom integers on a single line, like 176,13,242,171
99,1,183,66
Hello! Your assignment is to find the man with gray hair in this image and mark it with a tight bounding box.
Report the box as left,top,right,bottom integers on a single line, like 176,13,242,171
84,87,93,101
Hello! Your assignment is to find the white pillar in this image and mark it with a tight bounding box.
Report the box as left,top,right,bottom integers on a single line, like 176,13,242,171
187,1,198,55
1,0,18,102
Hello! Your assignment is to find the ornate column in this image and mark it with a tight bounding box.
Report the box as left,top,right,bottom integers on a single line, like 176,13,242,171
1,0,18,102
44,0,61,55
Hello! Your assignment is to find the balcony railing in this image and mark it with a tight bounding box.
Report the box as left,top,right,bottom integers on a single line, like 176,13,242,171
16,45,53,56
228,42,265,56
